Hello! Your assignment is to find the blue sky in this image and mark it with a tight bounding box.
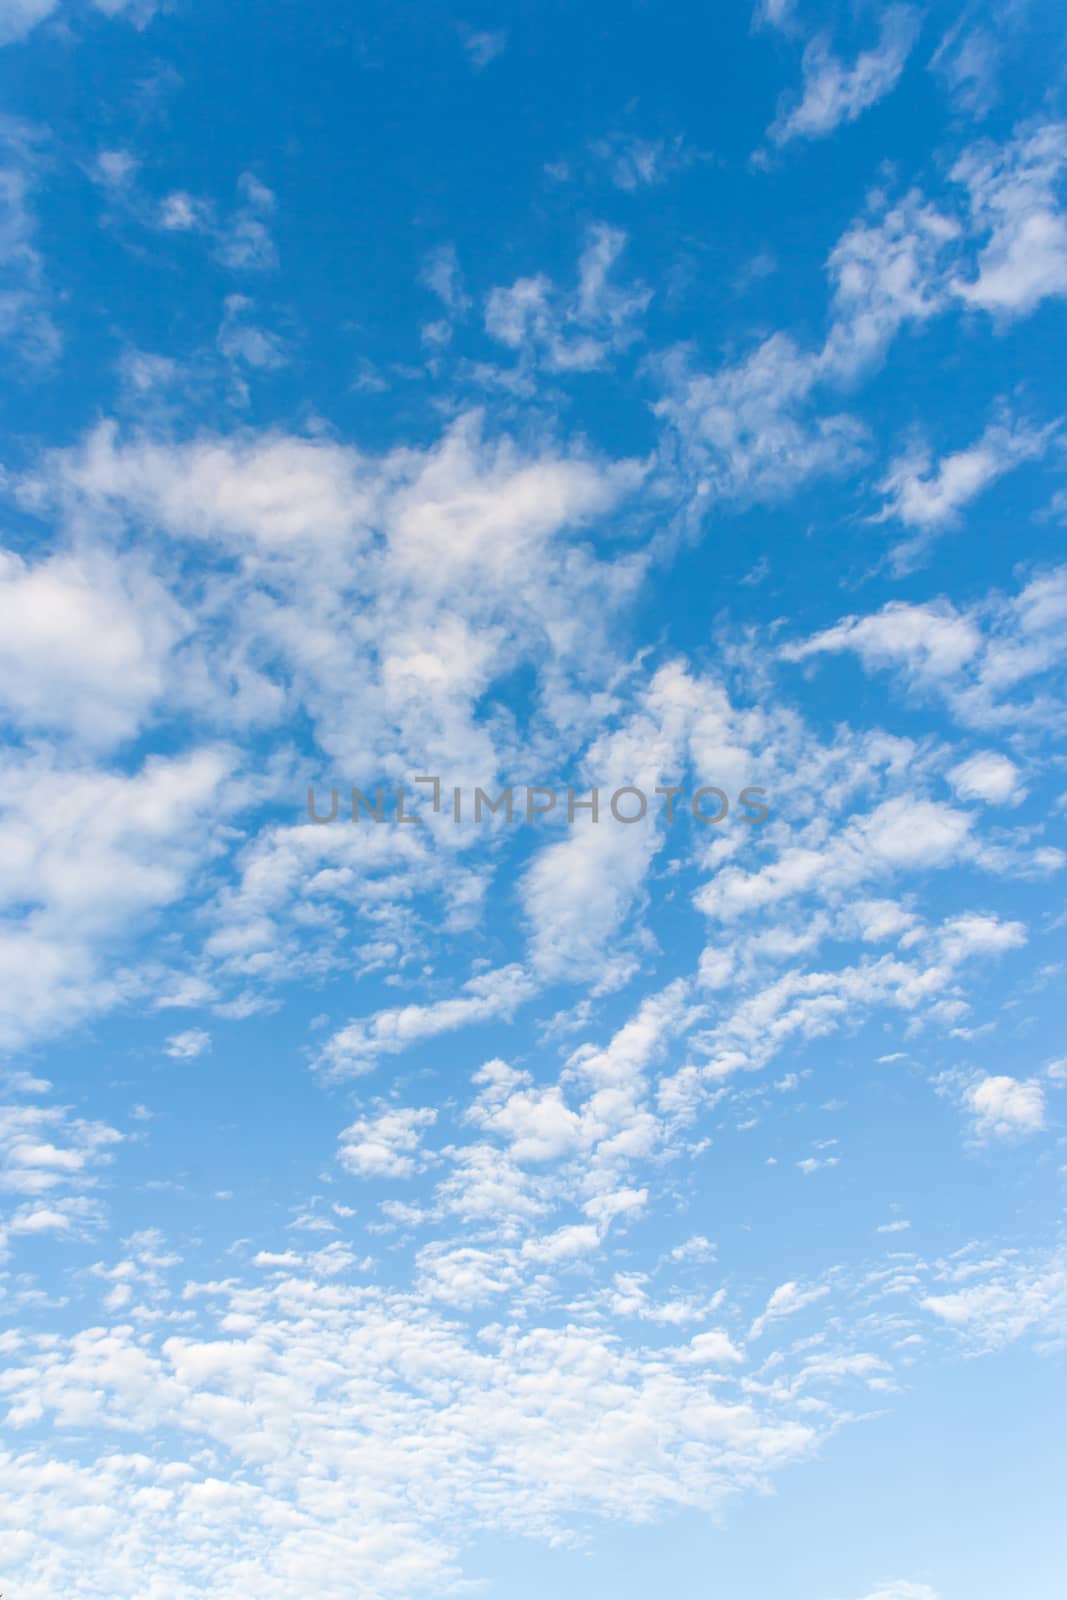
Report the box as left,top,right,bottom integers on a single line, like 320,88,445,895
0,1,1066,1597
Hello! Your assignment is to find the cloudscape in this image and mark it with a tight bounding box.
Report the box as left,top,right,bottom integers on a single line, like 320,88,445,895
0,3,1065,1598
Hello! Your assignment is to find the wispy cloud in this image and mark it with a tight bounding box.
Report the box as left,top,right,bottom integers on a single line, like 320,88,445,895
761,5,921,154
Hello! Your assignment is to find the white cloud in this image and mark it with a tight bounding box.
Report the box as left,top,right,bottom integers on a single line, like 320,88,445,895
963,1073,1046,1139
6,408,655,1044
0,746,235,1047
880,423,1048,529
338,1105,437,1178
765,7,921,150
931,18,1001,117
0,546,184,747
822,190,960,378
485,223,651,372
676,1329,745,1365
30,410,644,801
91,0,160,24
752,0,796,34
468,1065,584,1163
217,294,289,375
2,34,1067,1600
667,905,1027,1100
215,172,278,271
953,121,1067,316
316,965,535,1078
0,1098,122,1261
798,1153,840,1175
89,147,140,188
846,898,918,942
521,1221,600,1263
520,665,745,987
0,0,57,44
158,189,212,232
0,127,60,363
921,1246,1067,1349
873,414,1054,571
164,1027,212,1060
784,600,980,680
1,1233,926,1598
782,565,1067,730
420,242,471,317
656,186,961,511
461,25,506,70
659,122,1063,534
749,1279,830,1340
105,168,278,274
948,751,1025,806
458,981,695,1200
695,796,974,923
655,333,866,507
936,912,1026,965
590,132,695,191
847,1585,940,1600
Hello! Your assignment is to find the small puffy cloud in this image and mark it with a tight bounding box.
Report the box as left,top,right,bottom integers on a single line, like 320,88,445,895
158,190,213,232
470,1078,583,1163
797,1154,840,1175
752,0,796,34
338,1105,437,1179
846,898,918,942
521,1223,600,1263
215,173,278,271
0,1100,121,1264
936,913,1026,965
964,1073,1046,1139
948,752,1026,806
164,1027,212,1060
676,1329,745,1366
0,547,184,747
91,149,140,188
141,173,277,269
461,25,506,70
671,1236,715,1265
217,294,289,374
420,242,471,317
